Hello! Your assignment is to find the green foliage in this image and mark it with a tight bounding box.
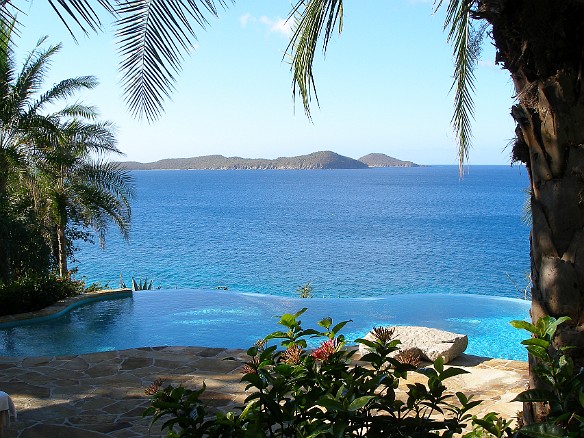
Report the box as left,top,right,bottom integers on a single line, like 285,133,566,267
83,282,109,293
511,316,584,437
0,17,133,284
295,282,313,298
0,275,82,316
145,309,487,437
145,313,584,437
131,277,155,291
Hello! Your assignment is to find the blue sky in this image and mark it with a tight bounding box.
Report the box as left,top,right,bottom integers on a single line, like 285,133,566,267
16,0,516,165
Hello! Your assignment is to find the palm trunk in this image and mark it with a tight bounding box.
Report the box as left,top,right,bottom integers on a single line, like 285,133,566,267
478,0,584,423
55,222,68,278
0,154,11,284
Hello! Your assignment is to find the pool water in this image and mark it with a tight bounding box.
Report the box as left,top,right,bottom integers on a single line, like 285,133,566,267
0,290,531,360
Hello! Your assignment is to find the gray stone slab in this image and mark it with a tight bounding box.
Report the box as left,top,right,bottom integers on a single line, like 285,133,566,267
20,424,111,438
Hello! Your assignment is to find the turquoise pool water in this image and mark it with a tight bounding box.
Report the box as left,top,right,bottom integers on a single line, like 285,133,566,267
0,290,531,360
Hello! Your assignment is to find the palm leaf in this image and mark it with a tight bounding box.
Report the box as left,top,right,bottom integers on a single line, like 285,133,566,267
54,103,99,120
115,0,229,121
1,1,229,121
440,0,484,174
46,0,115,39
287,0,344,119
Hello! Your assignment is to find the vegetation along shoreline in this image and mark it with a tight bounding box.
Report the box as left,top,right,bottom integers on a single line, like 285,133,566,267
118,151,421,171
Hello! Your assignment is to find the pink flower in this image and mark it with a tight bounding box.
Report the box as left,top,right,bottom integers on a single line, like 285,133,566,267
312,338,338,362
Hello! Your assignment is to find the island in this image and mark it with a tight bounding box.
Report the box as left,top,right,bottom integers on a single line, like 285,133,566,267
358,153,419,168
118,151,420,171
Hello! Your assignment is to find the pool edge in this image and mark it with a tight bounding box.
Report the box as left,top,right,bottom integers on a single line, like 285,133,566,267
0,289,132,328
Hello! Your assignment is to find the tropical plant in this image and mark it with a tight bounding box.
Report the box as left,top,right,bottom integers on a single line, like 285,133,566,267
0,1,230,122
145,312,584,437
0,18,99,283
145,308,483,437
32,116,134,278
131,277,154,291
511,316,584,437
0,273,82,316
295,281,313,298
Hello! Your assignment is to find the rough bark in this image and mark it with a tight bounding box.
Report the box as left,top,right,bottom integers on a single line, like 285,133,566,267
0,154,11,284
477,0,584,423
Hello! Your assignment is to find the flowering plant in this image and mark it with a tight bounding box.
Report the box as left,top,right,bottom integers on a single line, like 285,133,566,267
146,308,500,437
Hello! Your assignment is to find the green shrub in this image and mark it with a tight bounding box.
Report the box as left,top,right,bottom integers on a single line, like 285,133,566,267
132,277,154,291
0,275,82,316
144,312,584,437
510,316,584,437
145,308,482,437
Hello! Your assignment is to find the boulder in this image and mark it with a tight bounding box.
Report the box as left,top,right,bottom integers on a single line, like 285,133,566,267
359,326,468,364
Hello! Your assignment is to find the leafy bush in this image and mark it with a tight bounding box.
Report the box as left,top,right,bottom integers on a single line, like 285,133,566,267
132,277,154,291
510,316,584,438
0,275,82,316
145,308,484,437
144,312,584,437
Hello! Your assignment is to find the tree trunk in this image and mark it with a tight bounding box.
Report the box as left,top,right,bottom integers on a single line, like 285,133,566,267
0,154,11,284
55,222,68,278
478,0,584,423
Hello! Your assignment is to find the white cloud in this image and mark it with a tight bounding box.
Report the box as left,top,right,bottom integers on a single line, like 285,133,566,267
240,13,293,38
240,13,254,28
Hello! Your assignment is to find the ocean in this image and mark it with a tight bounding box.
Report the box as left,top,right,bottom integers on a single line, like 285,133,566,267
75,165,531,299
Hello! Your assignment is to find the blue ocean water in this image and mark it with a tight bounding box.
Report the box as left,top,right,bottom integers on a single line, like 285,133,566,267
75,166,530,299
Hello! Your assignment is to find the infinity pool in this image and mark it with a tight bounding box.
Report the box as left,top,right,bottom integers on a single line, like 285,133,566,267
0,290,531,360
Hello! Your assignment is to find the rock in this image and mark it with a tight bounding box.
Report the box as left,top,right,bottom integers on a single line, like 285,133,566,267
359,326,468,364
20,424,111,438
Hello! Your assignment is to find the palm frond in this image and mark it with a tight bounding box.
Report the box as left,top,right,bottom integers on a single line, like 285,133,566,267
71,160,134,244
0,16,16,126
11,41,62,115
440,0,483,175
65,119,121,156
115,0,229,121
29,76,99,114
54,103,99,120
287,0,344,118
46,0,116,40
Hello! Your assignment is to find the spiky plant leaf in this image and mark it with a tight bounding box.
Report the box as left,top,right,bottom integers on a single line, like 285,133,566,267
115,0,229,121
0,1,229,121
287,0,343,119
439,0,485,175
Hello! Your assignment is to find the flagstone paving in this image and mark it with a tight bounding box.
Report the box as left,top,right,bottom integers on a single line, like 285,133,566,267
0,347,528,437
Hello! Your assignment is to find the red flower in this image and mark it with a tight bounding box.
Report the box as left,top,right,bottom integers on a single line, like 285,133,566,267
312,338,338,362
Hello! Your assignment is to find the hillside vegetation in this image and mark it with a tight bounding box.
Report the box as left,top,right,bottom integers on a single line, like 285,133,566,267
119,151,419,170
358,153,419,168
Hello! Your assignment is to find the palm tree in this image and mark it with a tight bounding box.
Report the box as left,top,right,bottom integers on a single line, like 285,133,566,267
33,117,134,278
0,18,98,283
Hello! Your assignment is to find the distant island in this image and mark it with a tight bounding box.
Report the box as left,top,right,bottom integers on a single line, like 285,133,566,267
118,151,420,171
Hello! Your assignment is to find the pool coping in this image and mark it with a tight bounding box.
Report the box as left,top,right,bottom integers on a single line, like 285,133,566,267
0,288,132,327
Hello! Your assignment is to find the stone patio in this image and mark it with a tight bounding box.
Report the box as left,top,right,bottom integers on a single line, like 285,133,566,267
0,347,528,437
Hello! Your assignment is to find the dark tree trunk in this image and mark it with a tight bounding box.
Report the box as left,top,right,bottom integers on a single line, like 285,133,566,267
0,155,11,284
477,0,584,423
